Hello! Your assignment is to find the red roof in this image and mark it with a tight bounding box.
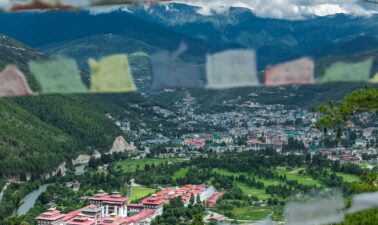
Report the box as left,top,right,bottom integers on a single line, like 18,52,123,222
208,192,224,207
155,187,174,197
64,209,82,221
65,216,96,225
90,195,128,203
127,209,155,222
140,197,166,205
98,216,125,225
182,194,191,201
120,218,134,225
36,210,65,221
168,193,179,198
63,205,98,221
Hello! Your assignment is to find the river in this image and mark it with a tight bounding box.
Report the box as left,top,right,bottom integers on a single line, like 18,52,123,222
0,183,9,204
17,184,50,216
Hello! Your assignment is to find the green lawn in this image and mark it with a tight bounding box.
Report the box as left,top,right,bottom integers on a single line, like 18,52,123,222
213,169,282,186
336,172,361,183
276,167,321,186
323,169,362,183
172,167,190,180
114,158,185,173
213,168,283,199
129,186,156,202
236,182,271,200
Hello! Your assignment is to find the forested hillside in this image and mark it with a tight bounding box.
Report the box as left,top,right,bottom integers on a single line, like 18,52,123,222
0,35,126,178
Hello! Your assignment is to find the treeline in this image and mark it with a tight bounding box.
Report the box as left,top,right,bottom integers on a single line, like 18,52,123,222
0,181,41,222
151,197,205,225
132,161,184,185
282,137,306,152
0,94,123,178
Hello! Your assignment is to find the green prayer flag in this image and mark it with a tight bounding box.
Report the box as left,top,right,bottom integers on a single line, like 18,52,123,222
88,54,136,93
28,57,88,94
319,58,373,83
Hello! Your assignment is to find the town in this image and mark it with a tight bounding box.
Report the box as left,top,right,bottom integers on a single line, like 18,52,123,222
111,92,378,167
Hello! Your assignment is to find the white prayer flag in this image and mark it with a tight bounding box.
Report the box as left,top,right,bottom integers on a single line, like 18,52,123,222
347,191,378,214
284,192,345,225
206,49,259,89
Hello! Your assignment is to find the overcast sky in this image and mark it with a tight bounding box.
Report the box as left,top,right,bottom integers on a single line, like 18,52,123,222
1,0,378,20
174,0,378,19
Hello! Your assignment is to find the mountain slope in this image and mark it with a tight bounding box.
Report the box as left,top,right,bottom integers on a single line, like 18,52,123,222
0,35,125,178
0,10,213,57
131,4,378,67
0,34,186,178
2,4,378,70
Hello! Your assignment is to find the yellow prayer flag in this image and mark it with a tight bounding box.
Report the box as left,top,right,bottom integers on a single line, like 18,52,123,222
88,54,136,93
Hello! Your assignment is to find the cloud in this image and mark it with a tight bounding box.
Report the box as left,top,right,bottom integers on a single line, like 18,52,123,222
2,0,378,20
0,0,10,9
172,0,378,20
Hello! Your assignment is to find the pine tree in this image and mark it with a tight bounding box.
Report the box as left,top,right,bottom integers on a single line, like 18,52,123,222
191,215,204,225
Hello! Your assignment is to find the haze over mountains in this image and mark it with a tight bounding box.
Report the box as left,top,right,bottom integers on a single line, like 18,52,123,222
0,3,377,101
0,3,378,178
2,3,378,68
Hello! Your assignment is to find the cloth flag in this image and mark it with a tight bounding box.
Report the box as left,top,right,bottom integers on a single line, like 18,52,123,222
319,58,373,83
284,192,345,225
265,57,314,87
11,0,75,11
91,0,170,6
88,54,136,93
206,49,259,89
0,65,34,97
347,191,378,214
28,57,88,94
150,43,203,90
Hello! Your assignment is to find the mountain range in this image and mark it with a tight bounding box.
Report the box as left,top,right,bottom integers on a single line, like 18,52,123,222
1,3,378,178
2,4,378,67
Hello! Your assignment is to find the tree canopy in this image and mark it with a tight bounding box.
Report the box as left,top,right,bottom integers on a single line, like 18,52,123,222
316,86,378,135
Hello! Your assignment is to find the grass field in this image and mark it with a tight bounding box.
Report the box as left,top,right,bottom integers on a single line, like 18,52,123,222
236,182,271,200
172,167,190,180
336,172,361,182
213,168,283,199
129,186,156,202
213,169,282,186
276,167,321,186
114,158,185,173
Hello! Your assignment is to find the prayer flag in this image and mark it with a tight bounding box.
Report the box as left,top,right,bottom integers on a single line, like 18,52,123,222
206,49,259,89
0,65,34,97
265,57,314,87
89,54,136,93
28,56,88,94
